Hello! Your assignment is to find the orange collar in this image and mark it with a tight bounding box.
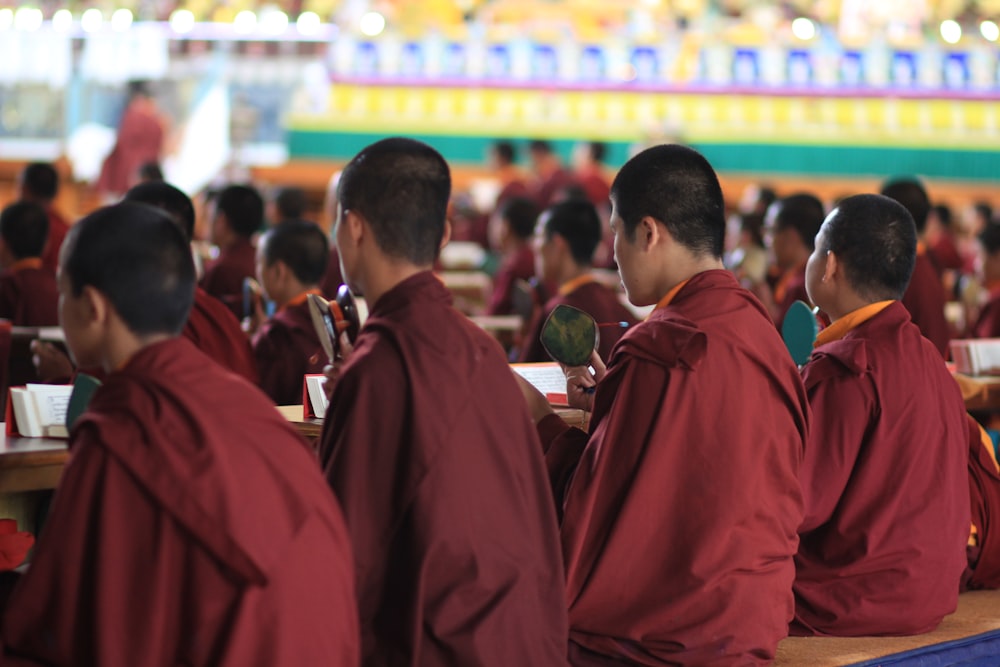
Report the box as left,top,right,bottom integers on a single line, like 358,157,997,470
653,278,691,313
280,288,322,312
814,300,894,347
557,274,597,297
916,240,927,257
7,257,42,273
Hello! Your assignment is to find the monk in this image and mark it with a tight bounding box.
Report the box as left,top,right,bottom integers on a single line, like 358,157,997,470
517,144,808,665
17,162,69,274
571,141,611,211
761,193,825,329
881,177,950,356
519,199,637,363
318,137,568,665
792,194,968,636
201,184,263,319
969,223,1000,338
124,181,258,383
485,196,538,316
1,202,359,666
96,80,166,198
965,415,1000,590
0,201,58,326
529,139,577,208
250,220,327,405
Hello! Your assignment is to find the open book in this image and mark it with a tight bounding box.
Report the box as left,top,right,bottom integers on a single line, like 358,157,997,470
303,374,329,419
952,339,1000,376
9,384,72,438
511,362,568,406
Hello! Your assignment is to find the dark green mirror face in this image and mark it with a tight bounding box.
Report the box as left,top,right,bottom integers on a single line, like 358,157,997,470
782,299,819,366
541,304,599,366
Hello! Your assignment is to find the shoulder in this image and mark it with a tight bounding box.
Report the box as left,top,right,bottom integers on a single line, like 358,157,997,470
802,338,870,389
612,312,707,371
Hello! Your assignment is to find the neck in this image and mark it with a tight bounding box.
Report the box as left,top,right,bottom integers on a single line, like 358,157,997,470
359,261,428,307
556,262,589,287
655,255,724,300
104,331,173,374
825,293,879,322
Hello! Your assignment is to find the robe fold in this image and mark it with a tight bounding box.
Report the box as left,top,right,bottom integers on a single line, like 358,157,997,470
200,238,256,320
0,265,58,326
185,287,258,384
319,270,568,666
793,301,968,636
965,414,1000,590
901,251,950,357
252,299,325,405
486,244,535,316
537,269,808,666
520,279,638,363
1,337,359,666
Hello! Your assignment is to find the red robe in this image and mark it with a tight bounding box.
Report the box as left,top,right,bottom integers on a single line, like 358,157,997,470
200,238,257,320
1,337,359,666
575,167,610,210
41,208,69,275
486,243,535,316
793,301,968,636
0,261,58,326
185,287,258,384
534,167,578,209
972,288,1000,339
252,297,325,405
901,250,949,357
96,101,164,197
519,277,637,363
965,415,1000,590
536,269,807,665
318,271,569,665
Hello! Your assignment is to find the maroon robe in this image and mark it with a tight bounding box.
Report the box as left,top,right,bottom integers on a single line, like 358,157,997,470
41,208,69,275
931,233,963,273
536,269,807,665
1,337,359,666
320,246,344,300
486,244,535,316
185,287,258,384
200,238,256,320
534,167,578,209
902,250,949,357
793,301,968,636
318,271,568,666
972,289,1000,339
965,415,1000,591
519,278,637,363
96,101,164,197
252,296,325,405
0,263,58,326
575,168,610,210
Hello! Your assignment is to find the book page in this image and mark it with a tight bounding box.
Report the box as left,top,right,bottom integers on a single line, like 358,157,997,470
26,384,72,426
510,362,567,395
306,375,329,419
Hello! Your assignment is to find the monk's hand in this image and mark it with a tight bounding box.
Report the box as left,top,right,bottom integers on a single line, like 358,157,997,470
512,372,555,424
321,332,355,402
562,350,607,412
30,340,75,383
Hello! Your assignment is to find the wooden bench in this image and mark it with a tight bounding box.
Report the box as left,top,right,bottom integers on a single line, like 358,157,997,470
774,589,1000,666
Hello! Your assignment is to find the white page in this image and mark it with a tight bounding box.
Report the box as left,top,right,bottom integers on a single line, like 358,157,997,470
510,363,566,396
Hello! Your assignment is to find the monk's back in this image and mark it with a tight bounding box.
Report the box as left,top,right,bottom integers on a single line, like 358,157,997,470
322,271,568,666
795,302,968,635
563,269,807,665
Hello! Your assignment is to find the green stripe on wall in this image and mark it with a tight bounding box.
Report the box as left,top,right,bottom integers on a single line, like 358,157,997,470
287,130,1000,181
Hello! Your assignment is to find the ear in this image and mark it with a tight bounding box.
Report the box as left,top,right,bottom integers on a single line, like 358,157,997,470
440,219,452,250
80,285,110,328
637,215,663,252
823,250,839,283
343,209,365,245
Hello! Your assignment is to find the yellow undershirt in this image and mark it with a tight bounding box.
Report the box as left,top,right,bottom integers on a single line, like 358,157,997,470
652,279,691,313
7,257,42,273
280,288,322,313
813,300,895,347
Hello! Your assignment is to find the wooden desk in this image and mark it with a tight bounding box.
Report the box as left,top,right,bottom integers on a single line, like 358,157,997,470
0,435,68,493
955,374,1000,412
276,405,324,441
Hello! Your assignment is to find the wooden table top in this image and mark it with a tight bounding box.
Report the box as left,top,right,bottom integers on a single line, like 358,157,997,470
0,433,69,493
